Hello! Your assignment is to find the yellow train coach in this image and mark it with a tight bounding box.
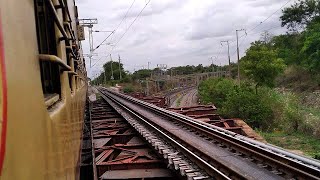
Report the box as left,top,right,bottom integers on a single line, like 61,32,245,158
0,0,87,179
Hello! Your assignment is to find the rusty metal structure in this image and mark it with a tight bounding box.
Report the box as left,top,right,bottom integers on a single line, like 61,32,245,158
129,92,167,108
81,98,177,179
167,105,264,140
93,87,320,179
129,90,263,140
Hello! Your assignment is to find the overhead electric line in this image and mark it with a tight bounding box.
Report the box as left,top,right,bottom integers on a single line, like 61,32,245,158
92,0,136,52
225,0,293,59
112,0,151,51
114,0,136,34
247,0,293,33
91,0,151,69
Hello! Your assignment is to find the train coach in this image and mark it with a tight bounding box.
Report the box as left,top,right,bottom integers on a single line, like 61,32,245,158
0,0,87,179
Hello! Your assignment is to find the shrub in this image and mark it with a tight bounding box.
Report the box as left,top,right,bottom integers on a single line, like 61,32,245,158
259,88,306,133
220,84,273,129
198,78,235,107
198,78,318,134
123,85,134,94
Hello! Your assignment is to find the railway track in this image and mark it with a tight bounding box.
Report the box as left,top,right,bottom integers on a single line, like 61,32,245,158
94,87,320,179
82,97,179,180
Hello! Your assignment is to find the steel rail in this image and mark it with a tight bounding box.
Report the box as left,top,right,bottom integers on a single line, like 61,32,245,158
100,87,320,179
99,89,275,179
99,90,261,179
88,101,98,180
98,88,230,179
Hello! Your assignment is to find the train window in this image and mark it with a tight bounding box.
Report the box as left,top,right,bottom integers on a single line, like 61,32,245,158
34,0,61,104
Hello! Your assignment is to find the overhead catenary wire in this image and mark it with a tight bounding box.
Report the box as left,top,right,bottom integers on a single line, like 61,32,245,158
225,0,293,47
224,0,293,60
111,0,151,51
247,0,293,34
93,0,136,52
114,0,137,34
91,0,151,69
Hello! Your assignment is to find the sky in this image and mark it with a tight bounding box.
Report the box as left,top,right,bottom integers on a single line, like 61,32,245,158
75,0,294,78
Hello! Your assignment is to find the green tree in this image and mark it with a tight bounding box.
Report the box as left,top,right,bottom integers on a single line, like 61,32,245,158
301,21,320,72
102,61,127,82
92,61,127,85
271,33,305,65
241,41,286,92
220,85,273,129
198,78,235,107
281,0,320,31
132,69,152,80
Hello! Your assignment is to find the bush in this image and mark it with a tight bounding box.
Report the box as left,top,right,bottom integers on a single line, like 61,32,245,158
220,84,273,129
123,85,134,94
198,78,235,107
198,78,318,133
259,88,308,134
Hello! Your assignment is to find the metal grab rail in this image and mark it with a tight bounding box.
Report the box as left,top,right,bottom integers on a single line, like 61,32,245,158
63,22,75,40
66,46,78,59
67,71,77,76
39,54,71,71
46,0,69,40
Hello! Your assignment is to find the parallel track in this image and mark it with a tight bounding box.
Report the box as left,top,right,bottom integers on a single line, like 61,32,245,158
97,87,320,180
86,98,178,179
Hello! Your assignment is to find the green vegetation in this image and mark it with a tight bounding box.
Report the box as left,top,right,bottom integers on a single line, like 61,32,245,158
198,78,320,158
241,41,286,91
198,78,235,107
176,95,183,107
168,64,219,75
123,85,134,94
260,131,320,159
278,0,320,73
198,0,320,157
131,69,152,80
220,85,273,129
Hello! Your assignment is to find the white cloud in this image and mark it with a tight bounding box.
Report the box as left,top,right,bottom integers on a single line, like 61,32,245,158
75,0,293,78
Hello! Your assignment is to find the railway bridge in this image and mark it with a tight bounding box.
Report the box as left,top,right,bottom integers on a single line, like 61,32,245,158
80,87,320,180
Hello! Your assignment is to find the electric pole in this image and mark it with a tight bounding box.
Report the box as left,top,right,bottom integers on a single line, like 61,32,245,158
210,57,213,72
118,55,122,80
236,29,246,85
78,18,98,67
221,40,231,77
110,54,114,80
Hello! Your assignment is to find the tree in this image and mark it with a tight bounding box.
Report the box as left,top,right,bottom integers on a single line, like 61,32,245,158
132,69,152,80
271,33,305,65
220,85,273,129
198,78,235,107
241,41,286,92
281,0,320,31
301,21,320,72
91,61,127,85
102,61,127,82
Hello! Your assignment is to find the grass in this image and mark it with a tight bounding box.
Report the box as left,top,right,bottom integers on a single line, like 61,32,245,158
301,106,320,117
176,95,183,107
260,131,320,159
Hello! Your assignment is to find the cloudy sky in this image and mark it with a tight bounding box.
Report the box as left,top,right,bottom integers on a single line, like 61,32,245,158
76,0,293,78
